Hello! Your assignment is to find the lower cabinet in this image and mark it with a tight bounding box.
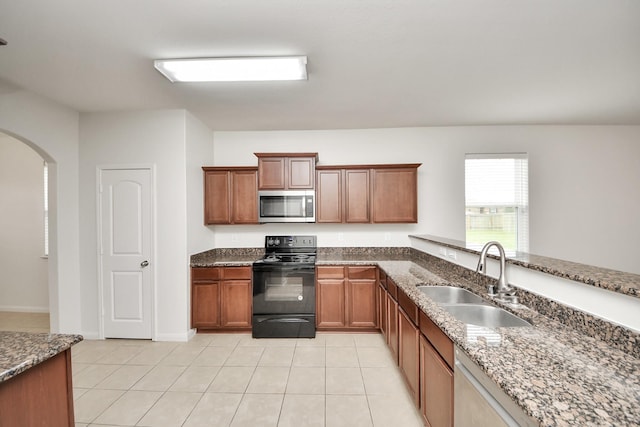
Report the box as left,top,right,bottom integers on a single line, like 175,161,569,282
316,265,378,330
398,288,420,406
191,266,252,331
378,268,454,427
420,310,454,427
386,277,399,364
0,350,75,426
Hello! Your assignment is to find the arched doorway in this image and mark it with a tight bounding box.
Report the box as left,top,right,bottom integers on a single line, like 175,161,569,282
0,131,56,332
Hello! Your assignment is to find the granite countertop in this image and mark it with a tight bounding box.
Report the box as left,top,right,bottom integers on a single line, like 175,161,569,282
0,331,83,383
317,255,640,427
190,248,261,267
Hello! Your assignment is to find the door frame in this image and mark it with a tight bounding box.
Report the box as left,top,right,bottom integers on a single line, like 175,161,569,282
96,164,157,340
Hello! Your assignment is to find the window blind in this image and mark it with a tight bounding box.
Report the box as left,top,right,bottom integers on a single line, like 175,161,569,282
465,153,529,253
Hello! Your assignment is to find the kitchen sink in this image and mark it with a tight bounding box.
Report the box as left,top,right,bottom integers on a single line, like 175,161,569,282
418,286,486,305
441,304,531,328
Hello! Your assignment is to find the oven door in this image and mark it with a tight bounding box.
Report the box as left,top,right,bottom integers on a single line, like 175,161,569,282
252,263,316,315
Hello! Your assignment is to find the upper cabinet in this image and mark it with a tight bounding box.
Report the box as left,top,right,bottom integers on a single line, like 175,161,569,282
255,152,318,190
371,166,419,223
316,164,420,224
203,167,258,225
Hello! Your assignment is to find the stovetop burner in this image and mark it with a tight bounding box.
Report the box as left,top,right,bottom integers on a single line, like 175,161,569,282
255,235,317,266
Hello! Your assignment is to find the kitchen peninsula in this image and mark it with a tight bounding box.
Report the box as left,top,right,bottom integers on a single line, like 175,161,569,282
0,331,83,426
191,242,640,426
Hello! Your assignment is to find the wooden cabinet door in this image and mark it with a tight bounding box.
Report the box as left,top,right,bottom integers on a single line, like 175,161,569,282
316,279,346,329
220,279,252,328
316,169,343,223
346,266,377,328
399,308,420,405
387,291,399,364
371,167,418,223
347,279,377,328
232,169,258,224
344,169,370,223
204,170,231,224
378,283,388,339
421,335,453,427
258,156,286,189
192,282,220,328
288,157,315,189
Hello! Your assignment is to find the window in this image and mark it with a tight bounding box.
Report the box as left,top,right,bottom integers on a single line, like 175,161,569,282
465,153,529,254
44,161,49,257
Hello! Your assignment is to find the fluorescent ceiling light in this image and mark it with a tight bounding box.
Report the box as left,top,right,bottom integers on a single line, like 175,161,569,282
154,56,308,82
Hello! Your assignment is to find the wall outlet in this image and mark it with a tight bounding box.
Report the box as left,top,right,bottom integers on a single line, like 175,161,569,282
384,232,391,241
439,247,447,257
337,232,344,242
447,250,457,260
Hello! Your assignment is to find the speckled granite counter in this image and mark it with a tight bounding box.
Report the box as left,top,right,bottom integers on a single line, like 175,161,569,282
317,253,640,427
0,331,83,383
190,248,261,267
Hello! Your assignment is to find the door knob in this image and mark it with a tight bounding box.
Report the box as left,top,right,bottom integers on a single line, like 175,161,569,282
140,260,149,268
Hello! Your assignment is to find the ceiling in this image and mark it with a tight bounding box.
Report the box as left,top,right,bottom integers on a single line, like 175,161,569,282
1,0,639,131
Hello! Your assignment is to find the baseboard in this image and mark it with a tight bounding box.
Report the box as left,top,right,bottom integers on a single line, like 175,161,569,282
154,331,191,342
80,331,101,340
0,305,49,313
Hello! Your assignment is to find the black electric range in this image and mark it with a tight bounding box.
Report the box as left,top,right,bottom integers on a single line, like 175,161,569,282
252,235,317,338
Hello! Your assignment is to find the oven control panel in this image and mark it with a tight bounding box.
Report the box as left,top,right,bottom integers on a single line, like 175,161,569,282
265,235,317,249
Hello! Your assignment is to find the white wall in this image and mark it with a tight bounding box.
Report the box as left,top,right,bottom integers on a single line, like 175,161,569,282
186,112,215,255
0,90,80,333
212,126,640,274
79,110,192,340
0,134,48,312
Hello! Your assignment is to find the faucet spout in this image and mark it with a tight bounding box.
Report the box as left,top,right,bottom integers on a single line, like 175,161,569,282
476,241,516,302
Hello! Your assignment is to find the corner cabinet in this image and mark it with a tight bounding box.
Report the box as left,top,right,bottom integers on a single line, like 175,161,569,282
203,167,258,225
191,266,252,331
254,152,318,190
316,164,420,224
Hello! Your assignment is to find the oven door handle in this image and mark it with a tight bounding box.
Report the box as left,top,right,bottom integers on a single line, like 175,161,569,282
256,317,311,324
252,265,315,273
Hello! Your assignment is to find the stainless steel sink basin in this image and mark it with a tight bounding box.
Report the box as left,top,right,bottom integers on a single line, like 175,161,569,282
418,286,486,305
441,304,531,328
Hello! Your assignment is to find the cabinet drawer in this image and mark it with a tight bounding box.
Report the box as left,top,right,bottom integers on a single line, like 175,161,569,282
192,267,220,281
387,278,398,300
347,266,376,280
316,266,345,279
419,310,454,369
398,289,419,325
222,266,252,280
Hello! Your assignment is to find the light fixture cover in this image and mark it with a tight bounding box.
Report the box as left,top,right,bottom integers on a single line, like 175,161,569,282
154,56,308,82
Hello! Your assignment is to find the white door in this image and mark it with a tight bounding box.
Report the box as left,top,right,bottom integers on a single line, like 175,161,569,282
99,167,153,339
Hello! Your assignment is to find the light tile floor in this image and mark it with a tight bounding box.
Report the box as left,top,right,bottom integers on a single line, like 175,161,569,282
71,333,425,427
0,313,424,426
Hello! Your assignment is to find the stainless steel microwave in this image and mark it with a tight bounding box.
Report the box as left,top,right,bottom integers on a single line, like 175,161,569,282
258,190,315,223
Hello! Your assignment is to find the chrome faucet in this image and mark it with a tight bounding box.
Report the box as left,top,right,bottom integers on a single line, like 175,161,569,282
476,241,518,304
